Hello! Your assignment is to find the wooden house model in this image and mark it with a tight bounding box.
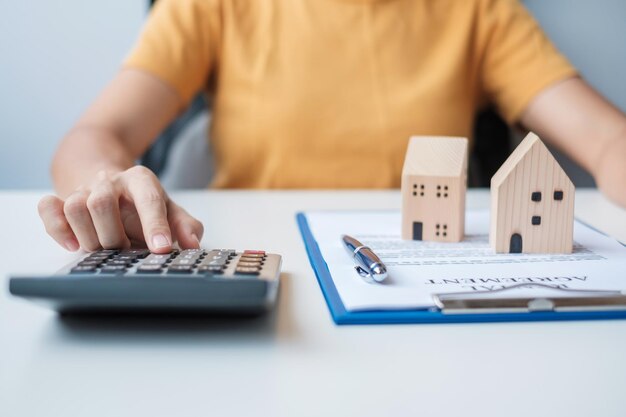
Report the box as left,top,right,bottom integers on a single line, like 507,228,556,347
401,136,468,242
490,132,575,254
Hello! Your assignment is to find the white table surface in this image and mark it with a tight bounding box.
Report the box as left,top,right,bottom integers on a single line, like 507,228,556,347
1,189,625,417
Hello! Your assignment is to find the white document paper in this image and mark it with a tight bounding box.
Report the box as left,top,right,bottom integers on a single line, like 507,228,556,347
304,210,626,311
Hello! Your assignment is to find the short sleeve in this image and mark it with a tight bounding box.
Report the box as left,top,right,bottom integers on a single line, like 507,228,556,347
478,0,578,123
124,0,221,105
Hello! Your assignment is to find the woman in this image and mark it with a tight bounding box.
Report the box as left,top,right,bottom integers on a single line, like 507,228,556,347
38,0,626,253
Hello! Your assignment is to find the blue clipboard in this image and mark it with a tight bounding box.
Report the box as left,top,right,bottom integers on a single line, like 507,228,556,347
296,212,626,325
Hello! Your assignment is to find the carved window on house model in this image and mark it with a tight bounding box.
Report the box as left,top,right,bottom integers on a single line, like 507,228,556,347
412,184,425,197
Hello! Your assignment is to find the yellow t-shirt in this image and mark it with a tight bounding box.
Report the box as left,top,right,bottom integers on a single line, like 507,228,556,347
125,0,576,189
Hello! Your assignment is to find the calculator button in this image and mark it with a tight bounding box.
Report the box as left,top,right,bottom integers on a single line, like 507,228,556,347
237,261,262,268
198,265,224,274
206,258,229,265
120,249,151,258
77,260,102,267
106,260,132,267
143,254,171,265
244,250,266,255
202,259,227,266
239,258,265,264
239,254,265,260
215,249,236,256
100,266,127,274
177,252,201,258
167,265,194,274
137,265,163,273
174,256,202,263
86,255,111,262
180,249,205,256
235,266,261,275
141,259,167,265
71,266,97,273
199,255,228,263
145,254,172,260
116,255,139,262
170,259,197,266
95,249,119,256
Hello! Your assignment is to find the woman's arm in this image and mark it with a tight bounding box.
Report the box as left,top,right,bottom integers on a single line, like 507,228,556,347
519,77,626,207
52,69,180,194
39,69,204,253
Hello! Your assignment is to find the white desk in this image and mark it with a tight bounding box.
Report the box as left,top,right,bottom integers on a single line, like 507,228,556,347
1,189,625,417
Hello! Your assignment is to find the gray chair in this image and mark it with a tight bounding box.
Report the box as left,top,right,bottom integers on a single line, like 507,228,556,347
140,95,213,190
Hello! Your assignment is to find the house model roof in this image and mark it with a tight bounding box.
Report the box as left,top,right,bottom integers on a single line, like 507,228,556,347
402,136,468,178
491,132,569,188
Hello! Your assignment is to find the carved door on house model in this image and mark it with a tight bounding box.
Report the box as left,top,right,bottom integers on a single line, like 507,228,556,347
510,233,523,253
413,222,423,240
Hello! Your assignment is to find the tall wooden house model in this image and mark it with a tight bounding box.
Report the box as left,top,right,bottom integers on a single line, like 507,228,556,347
401,136,468,242
490,132,575,254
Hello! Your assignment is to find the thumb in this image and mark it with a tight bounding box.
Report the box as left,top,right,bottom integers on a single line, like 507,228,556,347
167,202,204,249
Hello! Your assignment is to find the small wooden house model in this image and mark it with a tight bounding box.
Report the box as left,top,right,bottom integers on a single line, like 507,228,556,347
490,132,575,254
401,136,468,242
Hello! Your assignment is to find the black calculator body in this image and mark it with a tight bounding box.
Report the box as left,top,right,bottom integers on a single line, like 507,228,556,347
9,249,281,315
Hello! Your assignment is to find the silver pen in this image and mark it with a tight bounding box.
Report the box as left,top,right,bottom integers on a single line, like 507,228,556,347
341,235,388,283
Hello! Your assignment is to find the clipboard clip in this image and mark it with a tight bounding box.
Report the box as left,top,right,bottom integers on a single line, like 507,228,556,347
432,283,626,314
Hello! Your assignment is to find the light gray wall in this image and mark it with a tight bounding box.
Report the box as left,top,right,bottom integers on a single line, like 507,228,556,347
0,0,624,189
524,0,626,111
0,0,145,189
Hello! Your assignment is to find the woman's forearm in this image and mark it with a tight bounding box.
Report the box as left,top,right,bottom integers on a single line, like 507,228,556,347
594,129,626,207
520,77,626,207
51,126,136,197
51,69,184,198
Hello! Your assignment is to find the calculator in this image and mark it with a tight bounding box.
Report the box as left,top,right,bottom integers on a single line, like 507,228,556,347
9,248,281,315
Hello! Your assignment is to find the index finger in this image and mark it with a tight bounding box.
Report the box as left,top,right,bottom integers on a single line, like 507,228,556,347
123,170,172,253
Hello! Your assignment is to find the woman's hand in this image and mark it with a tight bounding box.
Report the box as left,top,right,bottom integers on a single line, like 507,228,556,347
37,166,204,254
39,68,202,253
